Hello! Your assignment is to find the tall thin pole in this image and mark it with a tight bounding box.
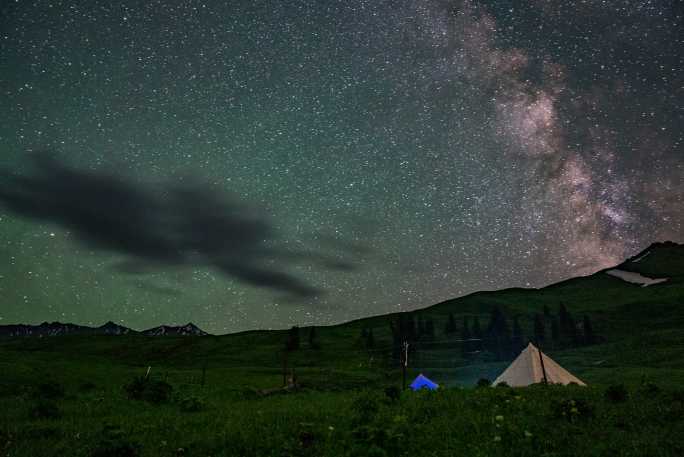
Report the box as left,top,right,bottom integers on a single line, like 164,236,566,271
402,341,409,390
282,350,288,387
537,343,548,384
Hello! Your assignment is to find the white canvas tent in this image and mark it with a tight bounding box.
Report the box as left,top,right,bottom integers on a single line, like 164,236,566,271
493,343,586,387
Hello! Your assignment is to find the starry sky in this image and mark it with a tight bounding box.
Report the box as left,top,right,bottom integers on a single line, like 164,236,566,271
0,0,682,334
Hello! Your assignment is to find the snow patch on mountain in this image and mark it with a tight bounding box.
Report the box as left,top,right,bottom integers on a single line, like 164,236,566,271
605,269,668,287
632,251,651,263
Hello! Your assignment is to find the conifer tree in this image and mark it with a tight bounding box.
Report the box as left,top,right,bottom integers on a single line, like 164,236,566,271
461,316,472,358
445,313,457,334
559,303,578,345
533,313,546,345
366,328,375,349
417,316,426,337
389,314,417,364
512,316,524,354
308,326,320,349
472,316,483,351
551,318,560,348
425,318,435,340
485,307,512,360
286,326,300,351
583,315,595,345
406,314,417,342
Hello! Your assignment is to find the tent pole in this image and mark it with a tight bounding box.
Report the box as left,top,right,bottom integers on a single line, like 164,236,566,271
537,342,548,384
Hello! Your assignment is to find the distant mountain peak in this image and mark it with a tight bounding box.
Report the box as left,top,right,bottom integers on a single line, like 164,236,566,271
141,323,208,336
0,320,210,338
98,321,132,335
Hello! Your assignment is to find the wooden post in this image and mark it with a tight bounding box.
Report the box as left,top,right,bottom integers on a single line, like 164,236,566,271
282,350,288,387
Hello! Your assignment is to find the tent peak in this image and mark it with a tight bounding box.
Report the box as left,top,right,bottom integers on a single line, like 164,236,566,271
410,373,439,391
493,343,586,387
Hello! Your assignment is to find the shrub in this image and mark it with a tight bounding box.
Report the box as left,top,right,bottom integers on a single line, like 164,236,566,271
23,426,61,439
178,395,205,413
351,390,383,425
351,413,408,456
90,425,140,457
0,382,23,398
384,386,401,402
124,376,172,404
639,382,661,396
477,378,492,388
605,384,629,403
34,381,65,400
124,377,146,400
671,389,684,406
298,424,316,449
496,381,510,388
28,400,62,420
552,398,593,422
79,381,97,393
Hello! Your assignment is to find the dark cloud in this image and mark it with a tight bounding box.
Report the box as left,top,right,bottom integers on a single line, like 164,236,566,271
130,280,183,297
0,152,354,297
315,233,373,256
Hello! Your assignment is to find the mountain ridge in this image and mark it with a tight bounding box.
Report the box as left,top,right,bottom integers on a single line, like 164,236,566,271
1,241,680,338
0,320,210,337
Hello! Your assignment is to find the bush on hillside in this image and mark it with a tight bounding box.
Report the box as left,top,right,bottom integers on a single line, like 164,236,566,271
384,386,400,402
671,389,684,406
124,376,172,404
351,390,384,425
639,382,661,396
90,425,141,457
79,381,97,393
28,400,62,420
605,384,629,403
477,378,492,388
34,381,65,400
552,398,593,422
178,395,205,412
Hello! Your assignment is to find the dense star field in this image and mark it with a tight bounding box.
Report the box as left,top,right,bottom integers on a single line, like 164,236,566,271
0,0,682,333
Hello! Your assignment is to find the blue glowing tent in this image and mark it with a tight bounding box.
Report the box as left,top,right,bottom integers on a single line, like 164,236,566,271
410,374,439,391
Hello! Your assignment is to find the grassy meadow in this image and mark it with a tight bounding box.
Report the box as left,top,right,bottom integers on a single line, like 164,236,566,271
1,242,684,456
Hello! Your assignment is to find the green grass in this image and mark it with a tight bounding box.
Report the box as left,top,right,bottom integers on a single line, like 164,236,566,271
1,375,683,456
2,243,684,455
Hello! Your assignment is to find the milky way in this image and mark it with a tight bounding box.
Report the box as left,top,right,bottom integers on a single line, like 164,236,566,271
0,0,682,333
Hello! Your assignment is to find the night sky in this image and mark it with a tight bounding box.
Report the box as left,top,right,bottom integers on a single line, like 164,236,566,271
1,0,682,334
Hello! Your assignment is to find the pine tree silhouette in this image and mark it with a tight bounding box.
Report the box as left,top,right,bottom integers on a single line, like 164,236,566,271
366,328,375,348
472,316,483,351
485,307,512,360
512,316,524,354
425,318,435,340
445,313,457,334
533,313,546,345
286,326,300,351
551,318,560,349
583,315,595,345
308,326,320,349
461,316,472,358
